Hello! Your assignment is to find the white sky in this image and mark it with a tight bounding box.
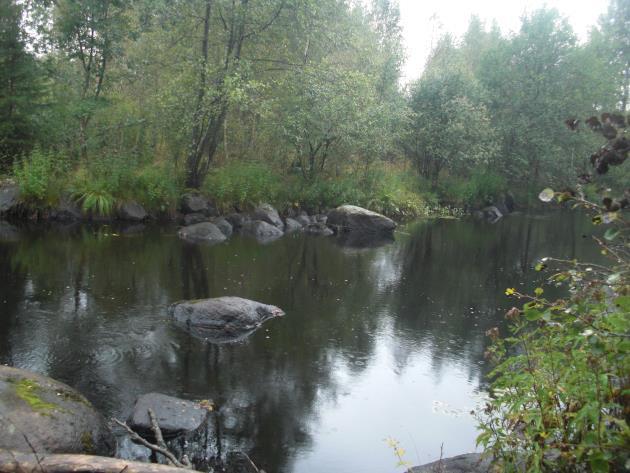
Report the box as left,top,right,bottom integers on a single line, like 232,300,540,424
399,0,609,82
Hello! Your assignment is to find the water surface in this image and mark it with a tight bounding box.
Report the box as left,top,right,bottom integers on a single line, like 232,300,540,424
0,212,601,472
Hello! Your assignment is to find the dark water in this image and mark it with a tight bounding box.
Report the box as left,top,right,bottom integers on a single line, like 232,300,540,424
0,212,601,472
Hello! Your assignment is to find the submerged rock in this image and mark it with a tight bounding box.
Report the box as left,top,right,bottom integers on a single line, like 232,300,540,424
251,203,284,230
0,365,115,456
169,296,284,343
119,201,148,222
242,220,284,243
408,453,492,473
327,205,396,235
127,393,210,440
177,222,227,244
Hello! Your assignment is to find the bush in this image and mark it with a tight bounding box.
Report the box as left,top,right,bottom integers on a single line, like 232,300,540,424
13,148,69,204
440,170,507,208
134,164,180,212
204,161,284,212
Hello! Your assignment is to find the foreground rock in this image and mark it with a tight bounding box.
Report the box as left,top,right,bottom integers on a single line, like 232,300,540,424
242,220,284,243
177,222,227,244
127,393,210,440
119,201,148,222
0,365,115,455
169,296,284,343
327,205,396,235
251,203,284,230
408,453,492,473
0,183,20,216
0,450,201,473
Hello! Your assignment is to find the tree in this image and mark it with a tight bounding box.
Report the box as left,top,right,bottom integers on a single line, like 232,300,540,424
0,0,40,170
404,38,497,188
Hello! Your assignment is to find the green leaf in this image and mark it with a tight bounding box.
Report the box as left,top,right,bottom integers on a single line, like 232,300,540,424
615,296,630,312
604,228,620,241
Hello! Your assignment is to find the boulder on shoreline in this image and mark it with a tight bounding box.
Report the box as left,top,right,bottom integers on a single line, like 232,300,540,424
241,220,284,243
119,201,148,222
408,453,492,473
212,216,233,237
127,393,210,440
177,222,227,244
180,193,216,216
305,222,334,236
251,203,284,230
0,183,20,216
0,365,115,456
327,205,396,235
169,296,284,343
284,217,303,233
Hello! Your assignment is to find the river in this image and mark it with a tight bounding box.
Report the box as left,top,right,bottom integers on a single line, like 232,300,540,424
0,212,601,472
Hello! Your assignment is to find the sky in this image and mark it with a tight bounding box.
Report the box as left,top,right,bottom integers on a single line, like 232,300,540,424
398,0,609,83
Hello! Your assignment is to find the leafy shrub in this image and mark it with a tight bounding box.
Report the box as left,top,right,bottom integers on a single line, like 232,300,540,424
440,170,507,208
134,164,180,212
13,148,69,203
70,167,117,216
204,161,284,212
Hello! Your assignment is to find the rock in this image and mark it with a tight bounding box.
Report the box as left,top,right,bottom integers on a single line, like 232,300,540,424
408,453,492,473
251,203,284,230
181,193,215,216
225,213,251,232
481,206,503,223
295,214,311,226
314,214,328,224
304,222,333,236
284,217,303,234
183,213,209,226
177,222,227,244
0,221,19,241
127,393,210,440
0,183,20,216
327,205,396,235
50,196,82,222
212,216,233,238
0,365,115,456
242,220,284,243
119,201,148,222
168,296,284,343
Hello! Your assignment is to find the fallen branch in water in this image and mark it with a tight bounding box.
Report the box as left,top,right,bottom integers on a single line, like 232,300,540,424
112,414,188,469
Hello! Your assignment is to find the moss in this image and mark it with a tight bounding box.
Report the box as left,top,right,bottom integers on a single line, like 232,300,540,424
56,387,91,407
80,431,95,453
10,378,58,414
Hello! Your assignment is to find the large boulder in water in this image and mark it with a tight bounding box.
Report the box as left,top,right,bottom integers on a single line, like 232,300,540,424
241,220,284,243
211,216,233,237
251,203,284,230
127,393,210,440
177,222,227,244
0,365,115,456
169,297,284,343
327,205,396,235
284,217,303,234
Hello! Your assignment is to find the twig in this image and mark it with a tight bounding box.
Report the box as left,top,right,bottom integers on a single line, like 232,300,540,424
111,419,185,468
147,409,168,452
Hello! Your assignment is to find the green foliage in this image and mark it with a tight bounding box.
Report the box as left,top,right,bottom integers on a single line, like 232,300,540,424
133,164,180,212
440,170,507,208
13,148,68,204
204,161,284,212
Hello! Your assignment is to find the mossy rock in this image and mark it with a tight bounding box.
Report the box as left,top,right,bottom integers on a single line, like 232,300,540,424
0,366,115,455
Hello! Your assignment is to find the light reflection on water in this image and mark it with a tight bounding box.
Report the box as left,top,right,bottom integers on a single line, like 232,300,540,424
0,212,601,472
